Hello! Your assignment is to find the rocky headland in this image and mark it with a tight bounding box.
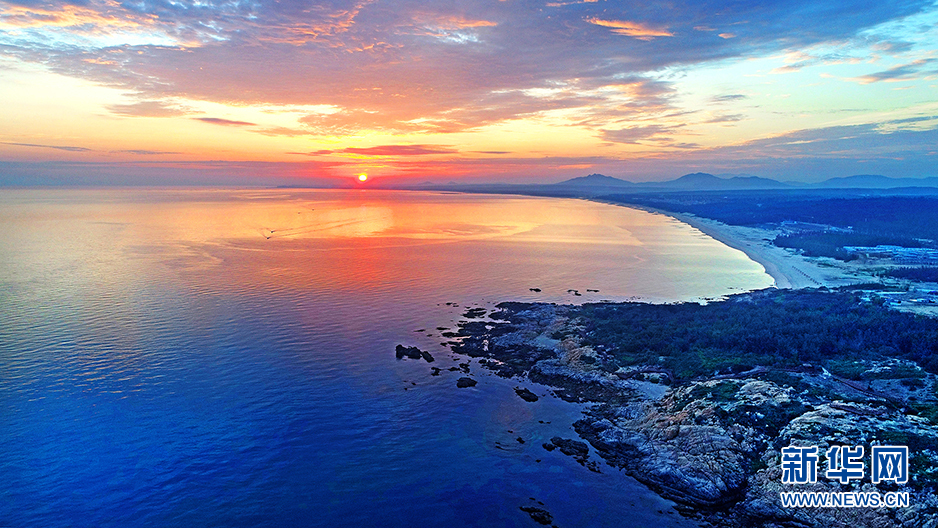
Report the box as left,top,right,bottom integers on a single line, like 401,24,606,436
439,289,938,527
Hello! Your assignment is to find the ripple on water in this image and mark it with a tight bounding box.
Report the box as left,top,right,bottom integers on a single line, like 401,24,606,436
0,189,767,527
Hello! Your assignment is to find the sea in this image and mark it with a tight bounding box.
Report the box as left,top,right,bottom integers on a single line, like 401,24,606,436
0,188,773,527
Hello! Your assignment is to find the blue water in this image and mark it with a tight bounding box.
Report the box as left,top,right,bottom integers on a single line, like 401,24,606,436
0,189,771,527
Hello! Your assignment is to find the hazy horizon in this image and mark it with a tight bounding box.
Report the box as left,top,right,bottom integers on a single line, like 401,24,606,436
4,168,938,190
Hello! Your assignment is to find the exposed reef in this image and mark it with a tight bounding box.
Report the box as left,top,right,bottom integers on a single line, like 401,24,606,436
395,344,435,363
515,387,539,402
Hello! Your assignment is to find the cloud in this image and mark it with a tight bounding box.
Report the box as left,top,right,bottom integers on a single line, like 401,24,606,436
1,141,91,152
852,58,937,84
412,13,498,31
358,153,628,180
768,49,865,74
254,126,317,137
292,144,457,156
600,125,675,144
194,117,258,127
107,100,190,117
2,0,937,187
886,115,938,126
0,159,349,187
585,18,673,39
691,123,938,163
294,86,609,135
342,144,457,156
648,124,938,182
111,149,182,155
0,3,155,34
2,0,930,138
438,17,497,29
288,149,339,156
705,113,744,124
711,94,748,103
4,124,938,185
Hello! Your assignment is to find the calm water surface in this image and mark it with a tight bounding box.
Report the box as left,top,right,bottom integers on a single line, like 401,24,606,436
0,189,772,527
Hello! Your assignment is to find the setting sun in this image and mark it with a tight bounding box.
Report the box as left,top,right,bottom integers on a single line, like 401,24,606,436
358,173,368,182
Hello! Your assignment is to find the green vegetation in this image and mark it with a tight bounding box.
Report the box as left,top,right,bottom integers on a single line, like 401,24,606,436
572,289,938,380
884,266,938,283
838,282,903,291
773,232,925,261
861,364,926,380
673,381,740,411
910,402,938,426
607,193,938,239
604,192,938,261
825,359,868,380
737,400,812,437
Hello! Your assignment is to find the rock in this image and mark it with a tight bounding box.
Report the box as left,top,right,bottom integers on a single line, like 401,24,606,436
435,297,938,527
515,387,539,402
575,416,749,508
395,345,422,360
663,424,680,441
464,307,487,319
546,436,594,468
456,377,477,388
519,506,553,525
550,437,590,461
395,344,435,363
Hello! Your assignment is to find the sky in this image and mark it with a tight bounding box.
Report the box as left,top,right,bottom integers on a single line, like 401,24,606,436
1,0,937,186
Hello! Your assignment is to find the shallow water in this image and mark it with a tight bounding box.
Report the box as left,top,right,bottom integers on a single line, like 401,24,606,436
0,189,772,527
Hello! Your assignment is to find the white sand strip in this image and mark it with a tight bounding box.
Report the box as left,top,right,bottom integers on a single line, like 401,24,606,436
601,202,867,289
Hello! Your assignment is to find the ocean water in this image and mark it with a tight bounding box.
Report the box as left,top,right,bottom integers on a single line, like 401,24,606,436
0,189,772,527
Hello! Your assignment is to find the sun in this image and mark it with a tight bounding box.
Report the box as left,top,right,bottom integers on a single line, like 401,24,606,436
357,173,368,182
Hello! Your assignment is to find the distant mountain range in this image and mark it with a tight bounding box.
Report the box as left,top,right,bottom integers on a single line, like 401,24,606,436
372,171,938,195
808,174,938,189
552,172,938,192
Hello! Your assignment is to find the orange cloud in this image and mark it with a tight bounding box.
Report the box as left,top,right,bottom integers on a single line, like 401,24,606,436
294,144,457,157
586,18,673,40
425,15,498,30
250,1,375,46
195,117,258,127
407,13,498,44
0,3,147,31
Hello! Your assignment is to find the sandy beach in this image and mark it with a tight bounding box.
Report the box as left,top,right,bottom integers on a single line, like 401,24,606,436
601,202,870,290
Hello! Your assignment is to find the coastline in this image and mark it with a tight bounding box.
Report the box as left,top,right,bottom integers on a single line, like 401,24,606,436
595,200,866,290
420,193,937,527
440,291,938,528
